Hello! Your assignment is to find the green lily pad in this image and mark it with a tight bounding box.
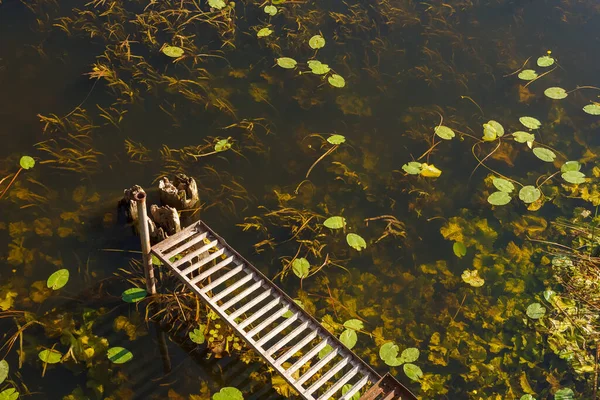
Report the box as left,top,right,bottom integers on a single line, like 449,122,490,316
434,125,455,140
162,45,184,58
403,363,423,381
532,147,556,162
399,348,420,363
537,55,555,67
519,186,541,203
346,233,366,251
189,325,206,344
402,162,422,175
263,5,277,15
257,28,273,38
107,347,133,364
482,122,501,141
327,134,346,145
561,161,580,172
379,342,402,366
0,360,8,385
208,0,227,9
339,329,357,349
215,138,231,152
583,104,600,115
19,156,35,170
213,387,244,400
544,87,568,100
324,216,346,229
307,60,330,75
487,120,504,137
487,191,511,206
453,242,467,258
318,344,334,359
276,57,297,69
292,258,310,278
308,35,325,49
47,269,69,290
341,384,361,400
38,349,62,364
461,269,484,287
526,303,546,319
554,388,574,400
122,288,147,303
493,178,515,193
328,74,346,88
519,116,541,129
518,69,537,80
0,388,19,400
343,319,364,331
513,131,535,143
562,171,585,184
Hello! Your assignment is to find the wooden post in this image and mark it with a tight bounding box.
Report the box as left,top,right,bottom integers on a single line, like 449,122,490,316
135,189,156,295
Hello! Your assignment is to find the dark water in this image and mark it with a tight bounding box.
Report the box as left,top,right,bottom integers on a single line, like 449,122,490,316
2,0,600,398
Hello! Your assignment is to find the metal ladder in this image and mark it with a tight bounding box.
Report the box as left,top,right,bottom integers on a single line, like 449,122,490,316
151,221,417,400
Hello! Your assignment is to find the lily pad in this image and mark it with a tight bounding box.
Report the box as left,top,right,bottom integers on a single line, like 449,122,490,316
257,28,273,38
537,55,555,67
518,69,537,80
561,161,580,173
513,131,535,143
47,269,69,290
38,349,62,364
162,45,184,58
519,116,541,129
318,344,334,359
189,325,206,344
324,216,346,229
328,74,346,88
122,288,147,303
307,60,330,75
213,387,244,400
346,233,367,251
208,0,227,9
327,134,346,145
308,35,325,49
544,87,568,100
343,319,364,331
461,269,484,287
526,303,546,319
19,156,35,170
532,147,556,162
0,389,18,400
554,388,574,400
263,5,277,15
453,242,467,258
562,171,585,184
403,363,423,381
434,125,455,140
402,162,422,175
292,258,310,278
276,57,297,69
583,104,600,115
215,138,231,152
482,123,498,141
493,178,515,193
487,120,504,137
107,347,133,364
339,329,357,350
519,186,541,203
341,384,361,400
0,360,8,385
379,342,402,366
420,163,441,178
487,191,511,206
399,348,420,363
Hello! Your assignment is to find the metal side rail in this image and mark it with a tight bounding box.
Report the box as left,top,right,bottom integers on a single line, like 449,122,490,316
151,221,417,400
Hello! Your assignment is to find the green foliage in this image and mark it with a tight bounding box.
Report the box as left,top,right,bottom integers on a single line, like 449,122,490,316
562,171,585,184
513,131,535,143
532,147,556,162
341,384,360,400
324,216,346,229
213,387,244,400
47,269,69,290
461,269,484,287
208,0,227,9
519,186,541,203
537,55,555,67
122,288,147,303
307,60,330,75
520,116,541,129
554,388,574,400
544,87,568,99
215,138,232,152
327,74,346,88
257,28,273,38
487,191,511,206
0,389,18,400
583,103,600,115
263,5,277,15
346,233,366,251
189,324,206,344
339,329,357,349
526,303,546,319
19,156,35,170
452,242,467,258
0,360,8,385
518,70,537,80
292,258,310,278
162,45,184,58
493,178,515,193
403,363,423,381
276,57,297,69
434,125,455,140
38,349,62,364
343,319,363,331
308,35,325,49
107,347,133,364
402,161,422,175
327,134,346,145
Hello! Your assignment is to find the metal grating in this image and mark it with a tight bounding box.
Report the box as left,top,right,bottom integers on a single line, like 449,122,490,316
151,221,417,400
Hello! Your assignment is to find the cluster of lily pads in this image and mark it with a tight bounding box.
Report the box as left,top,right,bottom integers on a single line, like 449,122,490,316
378,342,422,381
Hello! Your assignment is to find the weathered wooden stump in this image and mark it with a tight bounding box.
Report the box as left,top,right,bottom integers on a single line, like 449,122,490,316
158,174,199,210
150,204,181,237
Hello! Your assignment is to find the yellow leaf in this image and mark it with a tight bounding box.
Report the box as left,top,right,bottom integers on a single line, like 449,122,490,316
0,289,18,310
420,163,442,178
519,372,535,394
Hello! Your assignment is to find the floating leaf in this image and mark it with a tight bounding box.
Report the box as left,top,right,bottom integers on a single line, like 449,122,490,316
403,363,423,381
208,0,227,9
162,45,184,58
487,120,504,137
122,288,147,303
341,384,361,400
379,342,402,366
0,389,18,400
518,70,537,80
402,162,422,175
487,191,511,206
327,134,346,145
0,360,8,385
461,269,484,287
583,104,600,115
434,125,455,140
213,387,244,400
493,178,515,193
276,57,297,69
561,161,580,173
318,344,334,359
544,87,568,100
519,186,541,204
38,349,62,364
544,290,556,302
526,303,546,319
420,163,441,178
399,348,420,363
309,35,325,49
453,242,467,258
346,233,367,251
339,329,357,350
19,156,35,170
532,147,556,162
519,116,541,129
513,131,535,143
107,347,133,364
537,55,555,67
343,319,364,331
292,258,310,278
215,138,232,152
307,60,330,75
324,216,346,229
562,171,585,184
554,388,574,400
257,28,273,38
189,325,206,344
482,123,498,141
263,5,277,15
328,74,346,88
47,269,69,290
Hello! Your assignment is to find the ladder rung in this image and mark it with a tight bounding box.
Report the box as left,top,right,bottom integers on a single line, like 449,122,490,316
305,357,350,396
174,239,218,268
294,347,339,386
236,296,279,329
163,231,208,259
194,256,235,283
180,248,225,276
266,321,310,356
255,313,299,348
382,391,396,400
152,223,203,253
317,365,360,400
340,374,369,400
245,306,289,338
276,329,319,367
286,340,329,376
196,264,243,289
210,273,255,303
220,281,263,311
